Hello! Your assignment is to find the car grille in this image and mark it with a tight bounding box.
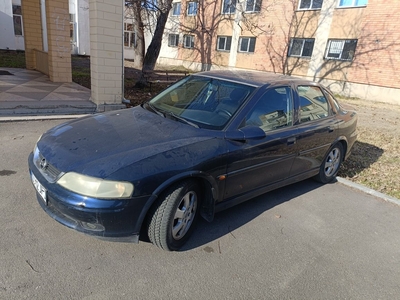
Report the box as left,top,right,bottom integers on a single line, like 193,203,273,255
33,149,63,183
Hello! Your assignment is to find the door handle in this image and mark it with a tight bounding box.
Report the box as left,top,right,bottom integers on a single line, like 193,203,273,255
287,137,296,145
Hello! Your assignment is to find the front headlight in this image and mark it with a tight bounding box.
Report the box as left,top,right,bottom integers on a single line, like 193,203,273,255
57,172,134,198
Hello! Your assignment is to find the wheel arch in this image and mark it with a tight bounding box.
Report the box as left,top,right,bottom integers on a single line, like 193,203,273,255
335,136,349,161
136,171,219,239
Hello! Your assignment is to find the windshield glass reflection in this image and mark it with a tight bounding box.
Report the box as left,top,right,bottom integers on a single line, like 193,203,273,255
148,75,255,130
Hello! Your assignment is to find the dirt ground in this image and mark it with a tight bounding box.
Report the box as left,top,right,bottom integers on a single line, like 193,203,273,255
337,98,400,199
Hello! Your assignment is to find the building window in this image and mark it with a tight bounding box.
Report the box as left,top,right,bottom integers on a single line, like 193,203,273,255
169,34,179,47
222,0,237,14
338,0,368,7
325,39,357,61
298,0,323,10
187,2,198,16
184,35,195,48
238,37,256,53
245,0,262,12
124,23,136,48
288,38,315,58
217,36,232,51
12,5,23,36
172,2,181,16
69,14,76,48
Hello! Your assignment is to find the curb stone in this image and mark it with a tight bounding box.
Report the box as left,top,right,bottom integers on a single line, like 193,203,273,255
0,114,89,122
337,177,400,206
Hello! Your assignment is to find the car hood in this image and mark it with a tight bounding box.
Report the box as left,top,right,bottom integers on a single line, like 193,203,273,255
37,106,215,178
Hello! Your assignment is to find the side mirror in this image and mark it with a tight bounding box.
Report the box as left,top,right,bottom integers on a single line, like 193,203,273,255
225,126,266,141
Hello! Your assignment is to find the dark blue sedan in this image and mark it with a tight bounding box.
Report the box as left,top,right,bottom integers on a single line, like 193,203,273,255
29,70,357,250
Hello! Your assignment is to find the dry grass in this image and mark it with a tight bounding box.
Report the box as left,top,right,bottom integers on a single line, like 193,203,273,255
338,98,400,199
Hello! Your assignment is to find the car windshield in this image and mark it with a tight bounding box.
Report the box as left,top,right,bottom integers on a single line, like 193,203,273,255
147,75,255,130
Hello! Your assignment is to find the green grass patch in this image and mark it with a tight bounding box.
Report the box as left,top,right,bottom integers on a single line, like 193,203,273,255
0,50,26,68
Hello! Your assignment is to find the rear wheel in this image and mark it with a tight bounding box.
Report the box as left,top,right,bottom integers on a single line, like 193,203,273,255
314,143,344,183
147,180,200,251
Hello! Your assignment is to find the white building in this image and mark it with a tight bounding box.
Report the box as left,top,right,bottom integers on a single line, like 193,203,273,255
0,0,24,50
0,0,146,66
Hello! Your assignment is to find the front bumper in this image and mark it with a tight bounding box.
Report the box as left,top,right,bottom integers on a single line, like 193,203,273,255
29,152,151,243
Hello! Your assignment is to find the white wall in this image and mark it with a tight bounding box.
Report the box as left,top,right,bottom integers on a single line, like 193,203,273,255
0,0,17,50
76,0,90,55
158,6,179,62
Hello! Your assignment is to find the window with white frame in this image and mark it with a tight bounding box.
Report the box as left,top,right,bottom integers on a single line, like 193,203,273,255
325,39,357,60
238,37,256,53
298,0,323,10
168,34,179,47
338,0,367,7
69,14,76,47
12,5,23,36
184,35,195,48
288,38,315,57
217,36,232,51
124,23,136,48
187,2,198,16
172,2,181,16
222,0,237,14
245,0,262,12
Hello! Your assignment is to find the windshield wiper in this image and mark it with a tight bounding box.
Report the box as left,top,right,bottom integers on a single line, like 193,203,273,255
166,111,199,128
147,103,198,128
147,102,165,118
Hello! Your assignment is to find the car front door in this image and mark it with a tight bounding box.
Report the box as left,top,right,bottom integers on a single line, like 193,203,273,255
223,86,298,200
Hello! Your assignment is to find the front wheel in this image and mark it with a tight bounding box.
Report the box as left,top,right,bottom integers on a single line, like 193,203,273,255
314,143,344,183
147,180,200,251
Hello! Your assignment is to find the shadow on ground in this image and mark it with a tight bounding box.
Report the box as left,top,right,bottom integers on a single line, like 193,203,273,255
339,140,384,178
177,178,326,251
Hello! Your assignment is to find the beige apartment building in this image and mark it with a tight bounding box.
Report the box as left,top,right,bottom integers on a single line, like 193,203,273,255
158,0,400,103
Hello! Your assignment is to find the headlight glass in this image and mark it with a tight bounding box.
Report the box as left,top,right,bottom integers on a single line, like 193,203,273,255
57,172,134,198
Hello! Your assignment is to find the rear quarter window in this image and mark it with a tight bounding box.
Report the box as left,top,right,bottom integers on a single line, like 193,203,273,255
298,86,330,122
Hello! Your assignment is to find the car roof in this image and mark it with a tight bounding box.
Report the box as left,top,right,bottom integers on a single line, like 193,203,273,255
195,69,310,88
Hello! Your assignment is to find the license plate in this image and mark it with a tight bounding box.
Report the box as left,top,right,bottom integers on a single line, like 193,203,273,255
31,173,47,204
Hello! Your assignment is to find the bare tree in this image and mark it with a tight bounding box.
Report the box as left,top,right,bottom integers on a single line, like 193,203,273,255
141,0,173,72
125,1,145,67
175,0,277,71
126,0,173,86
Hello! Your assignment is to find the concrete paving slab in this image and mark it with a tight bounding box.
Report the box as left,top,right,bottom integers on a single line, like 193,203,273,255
0,68,97,116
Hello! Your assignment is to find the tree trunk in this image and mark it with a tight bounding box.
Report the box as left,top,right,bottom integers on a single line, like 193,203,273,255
133,0,145,68
136,2,172,87
142,11,170,71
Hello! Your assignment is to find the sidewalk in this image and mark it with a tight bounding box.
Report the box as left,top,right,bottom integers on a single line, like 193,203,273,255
0,68,96,116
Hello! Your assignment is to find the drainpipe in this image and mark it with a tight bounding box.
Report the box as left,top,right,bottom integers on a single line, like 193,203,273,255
122,4,130,105
40,0,48,52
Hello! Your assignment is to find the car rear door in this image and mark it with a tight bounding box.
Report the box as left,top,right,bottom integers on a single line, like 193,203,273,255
289,84,340,177
223,86,298,200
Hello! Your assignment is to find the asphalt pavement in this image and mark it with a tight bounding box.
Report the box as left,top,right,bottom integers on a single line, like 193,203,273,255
1,119,400,299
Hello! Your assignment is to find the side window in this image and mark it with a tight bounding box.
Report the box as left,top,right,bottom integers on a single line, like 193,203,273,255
298,86,329,122
323,89,340,114
244,87,293,132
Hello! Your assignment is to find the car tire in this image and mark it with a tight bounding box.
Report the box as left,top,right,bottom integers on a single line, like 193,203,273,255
147,180,200,251
314,143,344,183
